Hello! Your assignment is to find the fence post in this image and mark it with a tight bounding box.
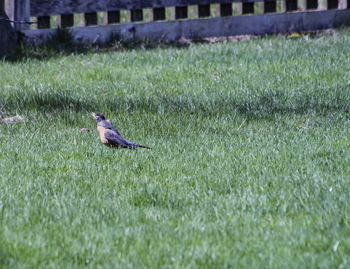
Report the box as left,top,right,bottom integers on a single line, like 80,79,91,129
4,0,13,25
1,0,17,57
5,0,30,30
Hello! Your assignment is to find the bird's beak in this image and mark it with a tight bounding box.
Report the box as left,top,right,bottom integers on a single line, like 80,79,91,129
91,112,96,119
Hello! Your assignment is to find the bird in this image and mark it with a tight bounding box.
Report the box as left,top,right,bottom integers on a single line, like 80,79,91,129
91,112,151,149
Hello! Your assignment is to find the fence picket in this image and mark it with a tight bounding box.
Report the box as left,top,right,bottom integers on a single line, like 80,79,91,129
259,2,264,13
236,2,243,15
281,0,286,12
338,0,346,8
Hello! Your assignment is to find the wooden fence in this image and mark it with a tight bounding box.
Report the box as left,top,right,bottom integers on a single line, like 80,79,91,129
3,0,350,46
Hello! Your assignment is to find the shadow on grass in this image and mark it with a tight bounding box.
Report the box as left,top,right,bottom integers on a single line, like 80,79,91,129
7,26,347,63
7,28,191,63
2,88,350,121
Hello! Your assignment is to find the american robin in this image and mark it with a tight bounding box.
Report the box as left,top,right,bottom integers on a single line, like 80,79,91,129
91,112,151,149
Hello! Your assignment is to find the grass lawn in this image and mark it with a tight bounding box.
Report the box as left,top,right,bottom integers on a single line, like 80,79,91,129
1,29,350,268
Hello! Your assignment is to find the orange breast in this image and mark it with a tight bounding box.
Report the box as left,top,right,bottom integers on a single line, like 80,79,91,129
97,125,109,144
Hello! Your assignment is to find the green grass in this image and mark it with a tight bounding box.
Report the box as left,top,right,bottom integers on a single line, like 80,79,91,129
1,29,350,268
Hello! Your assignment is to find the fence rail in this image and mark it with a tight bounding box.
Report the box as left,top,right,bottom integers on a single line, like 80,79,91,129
4,0,350,45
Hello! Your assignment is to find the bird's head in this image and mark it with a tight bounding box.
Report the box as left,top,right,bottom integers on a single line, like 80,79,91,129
91,112,106,122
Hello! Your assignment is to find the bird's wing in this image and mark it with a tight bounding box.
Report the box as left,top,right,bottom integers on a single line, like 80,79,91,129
100,120,120,134
104,128,136,148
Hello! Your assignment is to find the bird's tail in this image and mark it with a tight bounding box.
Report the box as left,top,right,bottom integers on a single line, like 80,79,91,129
135,144,151,149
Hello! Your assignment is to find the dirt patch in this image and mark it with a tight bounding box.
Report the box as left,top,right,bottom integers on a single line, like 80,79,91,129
80,128,90,133
0,107,25,124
